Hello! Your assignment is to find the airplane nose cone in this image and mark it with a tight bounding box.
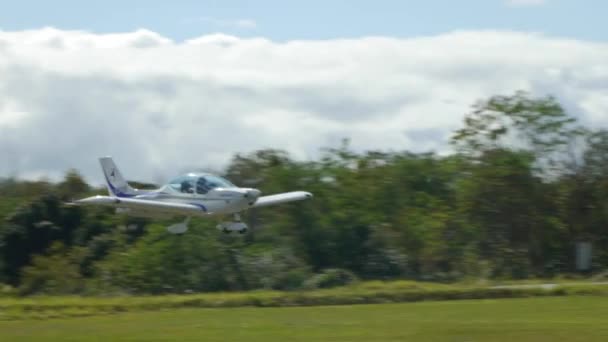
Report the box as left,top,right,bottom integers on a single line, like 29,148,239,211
243,189,261,201
248,189,261,198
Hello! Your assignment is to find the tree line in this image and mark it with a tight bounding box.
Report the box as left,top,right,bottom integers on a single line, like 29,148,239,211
1,91,607,295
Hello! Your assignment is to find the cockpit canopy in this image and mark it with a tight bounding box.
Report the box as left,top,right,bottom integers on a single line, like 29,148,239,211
168,173,236,194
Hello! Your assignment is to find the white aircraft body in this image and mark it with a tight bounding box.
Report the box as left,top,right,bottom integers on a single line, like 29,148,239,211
74,157,313,234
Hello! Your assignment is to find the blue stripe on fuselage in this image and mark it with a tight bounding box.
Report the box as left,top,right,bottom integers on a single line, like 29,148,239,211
188,203,207,212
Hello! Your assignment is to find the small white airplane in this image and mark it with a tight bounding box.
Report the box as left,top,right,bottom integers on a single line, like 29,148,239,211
74,157,312,234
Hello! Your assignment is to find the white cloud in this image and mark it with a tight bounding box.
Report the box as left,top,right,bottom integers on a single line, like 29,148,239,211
505,0,547,7
0,28,606,185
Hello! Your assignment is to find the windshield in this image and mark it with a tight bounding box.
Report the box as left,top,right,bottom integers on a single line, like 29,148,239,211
167,173,236,194
196,175,236,194
168,174,198,194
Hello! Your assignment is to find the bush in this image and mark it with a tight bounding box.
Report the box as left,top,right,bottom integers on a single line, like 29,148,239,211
271,268,310,290
0,283,16,297
303,268,359,289
18,243,85,296
1,281,607,320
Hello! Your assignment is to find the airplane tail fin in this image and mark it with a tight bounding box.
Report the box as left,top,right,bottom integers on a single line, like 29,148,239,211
99,157,137,197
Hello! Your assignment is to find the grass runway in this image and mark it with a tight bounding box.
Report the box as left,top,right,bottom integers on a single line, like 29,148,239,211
1,296,607,341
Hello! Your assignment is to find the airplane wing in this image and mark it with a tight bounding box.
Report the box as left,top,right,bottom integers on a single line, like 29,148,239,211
251,191,313,208
74,195,211,216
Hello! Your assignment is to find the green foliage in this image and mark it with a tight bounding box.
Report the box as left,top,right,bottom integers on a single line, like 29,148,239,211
56,169,90,200
0,281,607,321
1,91,608,296
18,243,85,295
303,268,359,289
452,91,581,157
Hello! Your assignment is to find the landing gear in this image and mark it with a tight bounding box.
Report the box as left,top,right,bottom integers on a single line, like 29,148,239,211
216,213,249,234
167,217,190,234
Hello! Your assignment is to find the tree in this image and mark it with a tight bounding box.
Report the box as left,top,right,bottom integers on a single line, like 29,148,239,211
56,169,90,200
451,90,583,176
0,194,83,284
449,91,596,277
18,242,85,295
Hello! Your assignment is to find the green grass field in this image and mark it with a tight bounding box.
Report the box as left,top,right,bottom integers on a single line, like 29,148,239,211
1,296,607,341
2,281,608,321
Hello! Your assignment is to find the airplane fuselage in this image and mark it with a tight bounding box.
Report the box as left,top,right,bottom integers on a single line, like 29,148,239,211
126,186,262,215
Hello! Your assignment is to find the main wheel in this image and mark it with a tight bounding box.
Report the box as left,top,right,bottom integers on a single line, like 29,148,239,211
238,228,248,234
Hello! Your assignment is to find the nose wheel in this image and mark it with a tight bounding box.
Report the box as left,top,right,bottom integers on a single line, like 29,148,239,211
217,214,248,234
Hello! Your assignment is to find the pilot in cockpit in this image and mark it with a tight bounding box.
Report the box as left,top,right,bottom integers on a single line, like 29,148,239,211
180,180,193,193
196,177,208,194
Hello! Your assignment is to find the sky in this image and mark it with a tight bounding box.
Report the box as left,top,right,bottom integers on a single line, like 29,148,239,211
0,0,607,185
1,0,607,42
